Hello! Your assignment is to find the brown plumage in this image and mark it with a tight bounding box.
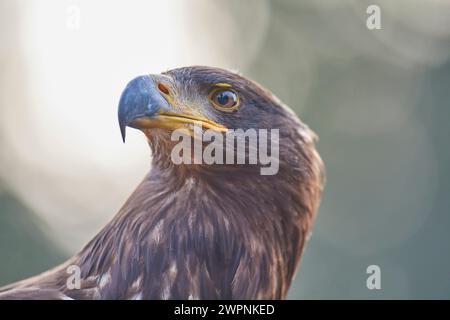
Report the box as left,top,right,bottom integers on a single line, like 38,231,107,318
0,66,324,300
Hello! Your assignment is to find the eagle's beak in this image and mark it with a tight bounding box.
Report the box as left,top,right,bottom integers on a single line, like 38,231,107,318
118,75,227,142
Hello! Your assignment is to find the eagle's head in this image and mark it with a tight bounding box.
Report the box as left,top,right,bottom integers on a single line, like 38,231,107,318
118,66,316,177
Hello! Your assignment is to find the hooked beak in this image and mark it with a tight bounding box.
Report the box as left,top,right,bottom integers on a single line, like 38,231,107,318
118,75,227,142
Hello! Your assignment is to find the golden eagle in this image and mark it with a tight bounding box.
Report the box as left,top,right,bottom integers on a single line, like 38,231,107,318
0,66,324,299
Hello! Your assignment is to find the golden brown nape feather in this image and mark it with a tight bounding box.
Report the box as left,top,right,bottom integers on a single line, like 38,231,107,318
0,66,324,300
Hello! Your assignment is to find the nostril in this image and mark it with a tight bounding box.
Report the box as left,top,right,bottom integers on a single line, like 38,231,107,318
157,83,170,95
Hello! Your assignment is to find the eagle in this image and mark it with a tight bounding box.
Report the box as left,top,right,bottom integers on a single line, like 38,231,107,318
0,66,324,300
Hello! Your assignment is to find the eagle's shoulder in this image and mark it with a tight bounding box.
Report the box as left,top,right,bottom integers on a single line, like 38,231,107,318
0,287,72,300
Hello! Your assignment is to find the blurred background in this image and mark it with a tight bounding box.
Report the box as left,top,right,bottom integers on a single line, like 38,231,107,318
1,0,449,299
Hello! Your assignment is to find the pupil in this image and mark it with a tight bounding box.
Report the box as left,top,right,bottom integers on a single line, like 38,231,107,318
217,91,232,106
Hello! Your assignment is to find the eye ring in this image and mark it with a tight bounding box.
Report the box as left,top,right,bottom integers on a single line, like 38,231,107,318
209,88,240,112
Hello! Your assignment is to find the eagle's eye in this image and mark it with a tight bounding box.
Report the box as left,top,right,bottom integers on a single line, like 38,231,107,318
209,88,240,112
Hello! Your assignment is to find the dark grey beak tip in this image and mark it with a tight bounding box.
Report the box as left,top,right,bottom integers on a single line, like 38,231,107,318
118,102,127,143
120,125,126,143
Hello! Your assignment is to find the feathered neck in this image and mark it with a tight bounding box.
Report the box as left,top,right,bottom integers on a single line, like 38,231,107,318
44,127,324,300
69,157,304,299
